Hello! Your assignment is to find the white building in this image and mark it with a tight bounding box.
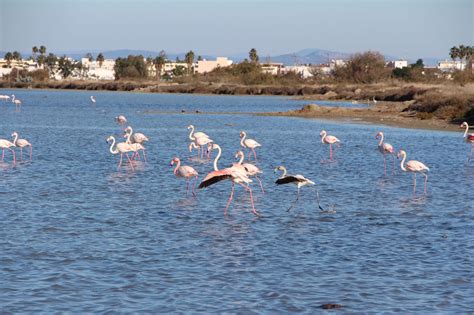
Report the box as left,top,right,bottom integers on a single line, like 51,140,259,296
393,60,408,69
81,58,115,80
437,59,466,72
261,62,284,75
194,57,233,74
329,59,346,70
283,65,314,78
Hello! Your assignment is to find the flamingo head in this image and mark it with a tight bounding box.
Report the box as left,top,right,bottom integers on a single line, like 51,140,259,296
397,150,406,159
319,130,326,137
106,136,114,143
211,143,220,150
234,150,244,159
460,122,468,128
239,131,246,138
274,166,285,173
124,126,132,133
11,131,18,138
375,131,382,139
170,157,179,166
187,125,194,130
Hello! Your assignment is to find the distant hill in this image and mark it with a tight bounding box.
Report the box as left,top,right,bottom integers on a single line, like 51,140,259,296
0,48,442,66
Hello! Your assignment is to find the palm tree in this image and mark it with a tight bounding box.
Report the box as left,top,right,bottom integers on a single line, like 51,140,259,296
39,45,46,56
184,50,195,75
12,51,22,61
45,53,57,71
97,53,105,67
450,46,460,61
4,52,13,66
32,46,38,61
249,48,259,63
154,50,167,80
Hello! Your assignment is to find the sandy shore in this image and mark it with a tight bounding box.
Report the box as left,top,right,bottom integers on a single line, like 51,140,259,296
258,102,461,132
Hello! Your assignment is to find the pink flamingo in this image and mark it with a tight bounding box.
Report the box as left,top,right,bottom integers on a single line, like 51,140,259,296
194,136,214,159
170,157,199,197
124,126,148,161
234,150,264,193
90,96,96,104
274,166,315,211
11,94,22,111
240,131,261,161
199,143,259,217
11,132,32,161
107,135,142,169
188,125,212,158
376,131,395,175
115,115,128,129
0,138,16,164
460,122,474,162
397,150,430,194
320,130,340,161
188,125,209,140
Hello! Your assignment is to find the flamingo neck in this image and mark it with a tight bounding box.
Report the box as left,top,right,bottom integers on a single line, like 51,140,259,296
240,133,246,147
378,133,384,146
321,132,326,143
463,124,469,138
173,159,181,174
125,127,133,144
11,95,15,102
109,137,118,154
188,126,195,141
213,146,221,171
237,152,244,164
279,167,287,178
400,152,407,172
12,133,18,146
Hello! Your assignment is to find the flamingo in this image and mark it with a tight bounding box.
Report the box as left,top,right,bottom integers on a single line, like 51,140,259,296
0,95,10,101
0,138,16,164
11,132,32,161
320,130,340,161
192,136,214,159
375,131,395,175
106,136,142,169
170,157,199,197
188,125,209,140
198,143,259,217
397,150,429,194
90,96,96,104
124,126,149,161
460,122,474,162
11,94,21,110
234,150,264,193
240,131,261,161
372,97,378,106
274,166,315,211
115,115,128,129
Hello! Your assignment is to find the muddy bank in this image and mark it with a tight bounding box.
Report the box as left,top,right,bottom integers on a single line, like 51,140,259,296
260,103,462,131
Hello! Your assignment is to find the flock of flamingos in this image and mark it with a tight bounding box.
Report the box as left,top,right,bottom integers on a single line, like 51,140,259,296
1,94,473,217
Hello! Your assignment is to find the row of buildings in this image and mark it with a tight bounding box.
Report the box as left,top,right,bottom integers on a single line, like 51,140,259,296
0,55,469,81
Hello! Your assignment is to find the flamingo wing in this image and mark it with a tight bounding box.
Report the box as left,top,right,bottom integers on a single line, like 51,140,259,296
178,166,198,177
199,169,232,188
276,176,301,185
467,134,474,141
325,135,340,143
407,160,429,172
383,143,395,153
245,139,261,148
242,163,262,175
194,132,209,138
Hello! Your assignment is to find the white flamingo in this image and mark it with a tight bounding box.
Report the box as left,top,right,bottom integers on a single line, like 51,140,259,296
11,94,22,110
320,130,341,161
375,131,395,175
0,138,16,164
397,150,430,194
274,166,315,211
234,150,264,193
11,132,32,161
460,122,474,162
115,115,128,129
124,126,148,161
90,96,96,104
240,131,261,161
106,136,143,169
0,95,10,101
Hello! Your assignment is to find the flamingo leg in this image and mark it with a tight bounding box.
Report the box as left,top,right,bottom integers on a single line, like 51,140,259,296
422,172,428,194
239,183,259,217
192,176,197,197
252,148,257,161
20,148,23,161
287,187,301,212
329,144,333,160
2,149,4,161
142,150,147,162
468,146,473,162
255,175,265,193
383,154,387,175
247,150,252,161
413,173,417,193
391,154,396,175
30,146,33,161
9,148,16,164
126,153,134,169
186,179,190,195
118,153,124,168
224,182,235,215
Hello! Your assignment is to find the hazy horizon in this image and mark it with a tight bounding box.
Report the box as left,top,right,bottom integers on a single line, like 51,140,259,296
1,0,472,59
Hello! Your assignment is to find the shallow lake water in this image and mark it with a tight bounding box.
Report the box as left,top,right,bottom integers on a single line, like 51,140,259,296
1,89,473,313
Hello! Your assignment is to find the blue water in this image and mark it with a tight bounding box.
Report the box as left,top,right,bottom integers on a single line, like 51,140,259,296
1,89,473,313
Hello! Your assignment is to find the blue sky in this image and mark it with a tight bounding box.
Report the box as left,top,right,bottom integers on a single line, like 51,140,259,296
0,0,472,58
